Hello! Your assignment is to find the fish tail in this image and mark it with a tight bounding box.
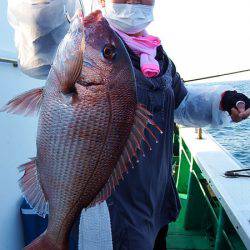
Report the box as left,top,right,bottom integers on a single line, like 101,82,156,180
24,232,68,250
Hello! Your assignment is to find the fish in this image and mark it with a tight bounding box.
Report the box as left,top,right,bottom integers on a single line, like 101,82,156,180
1,10,161,250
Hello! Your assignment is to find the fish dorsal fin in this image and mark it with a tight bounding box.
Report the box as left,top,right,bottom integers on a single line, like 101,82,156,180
52,32,85,94
0,87,44,116
18,158,48,218
88,104,162,207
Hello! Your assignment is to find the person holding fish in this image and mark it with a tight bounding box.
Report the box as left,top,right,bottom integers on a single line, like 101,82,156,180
6,0,250,249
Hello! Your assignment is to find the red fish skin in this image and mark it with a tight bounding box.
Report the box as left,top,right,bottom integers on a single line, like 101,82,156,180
24,232,66,250
25,10,137,248
36,80,136,247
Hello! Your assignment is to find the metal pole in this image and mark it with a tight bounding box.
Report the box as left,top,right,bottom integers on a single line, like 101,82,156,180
0,57,18,67
198,128,202,140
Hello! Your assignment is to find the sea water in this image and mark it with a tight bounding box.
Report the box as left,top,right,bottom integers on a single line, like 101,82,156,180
202,80,250,167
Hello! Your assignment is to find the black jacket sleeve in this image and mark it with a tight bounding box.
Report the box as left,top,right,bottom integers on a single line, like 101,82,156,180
170,60,188,109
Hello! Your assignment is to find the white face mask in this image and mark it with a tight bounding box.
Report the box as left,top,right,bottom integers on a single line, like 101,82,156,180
103,3,154,34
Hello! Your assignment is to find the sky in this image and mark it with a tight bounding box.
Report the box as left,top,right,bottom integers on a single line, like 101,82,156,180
148,0,250,82
1,0,250,82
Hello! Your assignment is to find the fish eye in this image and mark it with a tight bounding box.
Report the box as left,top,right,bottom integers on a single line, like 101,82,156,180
102,44,117,60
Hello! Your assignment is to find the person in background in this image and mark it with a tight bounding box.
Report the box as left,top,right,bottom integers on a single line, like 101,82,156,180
7,0,250,249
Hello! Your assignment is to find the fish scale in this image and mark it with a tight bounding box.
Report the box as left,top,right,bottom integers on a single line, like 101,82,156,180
38,85,115,242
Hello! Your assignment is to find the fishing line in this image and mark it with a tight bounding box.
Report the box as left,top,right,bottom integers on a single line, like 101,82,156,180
78,0,84,15
91,0,94,12
64,0,84,23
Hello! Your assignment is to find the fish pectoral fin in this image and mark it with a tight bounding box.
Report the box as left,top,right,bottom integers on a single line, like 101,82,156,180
0,87,44,116
52,37,84,94
88,104,163,207
19,158,48,218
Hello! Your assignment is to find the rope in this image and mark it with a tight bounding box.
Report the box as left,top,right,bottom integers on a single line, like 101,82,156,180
184,69,250,83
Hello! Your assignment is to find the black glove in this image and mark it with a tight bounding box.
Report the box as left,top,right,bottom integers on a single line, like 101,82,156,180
220,90,250,115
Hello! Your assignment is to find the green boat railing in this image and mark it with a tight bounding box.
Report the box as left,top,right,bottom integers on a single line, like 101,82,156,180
168,126,248,250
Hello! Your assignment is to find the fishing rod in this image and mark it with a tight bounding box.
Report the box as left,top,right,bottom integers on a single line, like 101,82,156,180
0,57,18,67
184,69,250,83
225,168,250,178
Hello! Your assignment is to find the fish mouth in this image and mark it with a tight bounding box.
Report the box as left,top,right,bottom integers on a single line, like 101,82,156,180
82,10,103,27
76,80,104,87
72,9,103,28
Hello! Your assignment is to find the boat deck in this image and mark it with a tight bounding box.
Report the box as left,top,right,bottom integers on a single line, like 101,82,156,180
168,196,212,250
167,128,248,250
